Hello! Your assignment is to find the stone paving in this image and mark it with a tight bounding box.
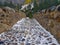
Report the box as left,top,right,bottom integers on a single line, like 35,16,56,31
0,18,59,45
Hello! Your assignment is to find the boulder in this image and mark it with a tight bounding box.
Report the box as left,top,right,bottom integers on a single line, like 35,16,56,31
3,7,15,13
56,5,60,12
41,9,46,13
0,8,3,13
49,6,56,11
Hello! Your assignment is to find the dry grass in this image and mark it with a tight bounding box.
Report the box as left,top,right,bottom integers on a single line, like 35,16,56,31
33,11,60,43
0,8,26,33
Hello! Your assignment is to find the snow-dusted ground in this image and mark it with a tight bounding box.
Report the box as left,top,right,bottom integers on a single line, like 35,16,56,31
0,18,59,45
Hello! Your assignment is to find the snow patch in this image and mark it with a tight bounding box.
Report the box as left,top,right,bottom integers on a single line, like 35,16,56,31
0,18,59,45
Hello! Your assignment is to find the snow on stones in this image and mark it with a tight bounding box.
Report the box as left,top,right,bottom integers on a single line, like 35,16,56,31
0,17,59,45
21,3,34,10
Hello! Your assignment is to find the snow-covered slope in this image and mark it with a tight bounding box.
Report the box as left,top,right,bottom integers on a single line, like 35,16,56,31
0,18,59,45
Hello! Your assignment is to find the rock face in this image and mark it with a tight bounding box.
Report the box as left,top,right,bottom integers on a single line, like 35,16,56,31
0,18,59,45
3,7,15,13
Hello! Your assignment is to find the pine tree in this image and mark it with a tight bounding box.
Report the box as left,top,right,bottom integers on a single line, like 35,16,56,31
0,2,3,7
58,0,60,4
25,4,33,18
39,0,59,10
32,0,39,13
3,1,9,6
